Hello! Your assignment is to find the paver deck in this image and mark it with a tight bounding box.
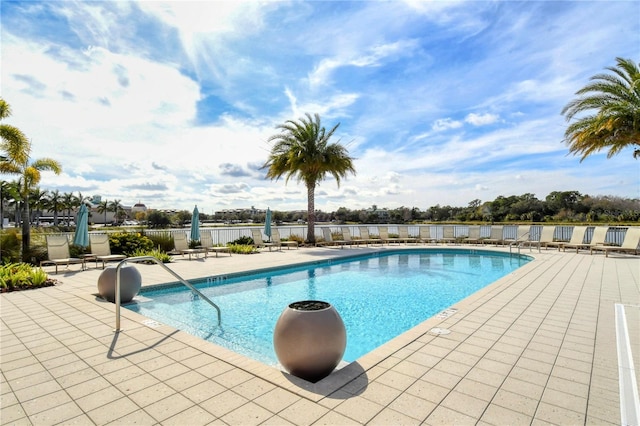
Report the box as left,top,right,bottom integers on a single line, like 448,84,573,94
1,244,638,425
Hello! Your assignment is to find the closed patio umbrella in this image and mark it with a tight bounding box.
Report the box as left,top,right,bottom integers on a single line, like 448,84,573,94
264,207,272,242
190,205,200,242
73,204,90,248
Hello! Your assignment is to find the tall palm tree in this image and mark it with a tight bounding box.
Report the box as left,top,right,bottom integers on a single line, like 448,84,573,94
29,187,48,227
62,192,76,227
561,57,640,161
0,98,62,259
263,113,356,244
108,199,123,225
96,200,109,225
44,189,64,226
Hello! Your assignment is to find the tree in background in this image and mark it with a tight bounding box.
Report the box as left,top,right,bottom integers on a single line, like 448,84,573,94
263,113,356,244
562,57,640,161
0,98,62,260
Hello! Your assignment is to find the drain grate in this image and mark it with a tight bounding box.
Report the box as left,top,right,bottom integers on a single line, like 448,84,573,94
142,319,161,328
429,327,451,335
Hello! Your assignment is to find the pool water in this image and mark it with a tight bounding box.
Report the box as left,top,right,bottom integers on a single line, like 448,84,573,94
126,249,531,365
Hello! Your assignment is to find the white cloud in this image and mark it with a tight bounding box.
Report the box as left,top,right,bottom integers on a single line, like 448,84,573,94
431,118,463,132
465,113,499,126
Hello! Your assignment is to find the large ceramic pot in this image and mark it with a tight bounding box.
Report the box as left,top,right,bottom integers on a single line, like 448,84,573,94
97,264,142,303
273,300,346,382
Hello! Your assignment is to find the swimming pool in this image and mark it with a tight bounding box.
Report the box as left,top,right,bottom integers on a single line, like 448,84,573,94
125,249,531,366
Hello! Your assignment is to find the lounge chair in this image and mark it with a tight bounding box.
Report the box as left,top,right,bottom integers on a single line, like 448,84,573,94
318,228,347,248
41,235,86,274
170,232,207,260
418,226,435,244
438,226,457,244
398,226,418,244
272,228,298,250
251,228,278,251
535,226,557,249
378,226,400,245
590,227,640,257
198,231,231,256
546,226,587,251
342,227,363,246
88,234,126,269
563,226,609,253
360,227,382,246
481,226,504,245
462,226,481,244
504,226,529,246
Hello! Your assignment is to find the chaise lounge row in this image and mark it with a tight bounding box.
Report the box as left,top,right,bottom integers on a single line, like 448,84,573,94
315,225,640,257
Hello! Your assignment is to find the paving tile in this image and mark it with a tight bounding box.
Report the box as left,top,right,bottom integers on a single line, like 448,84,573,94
440,390,489,419
534,401,586,425
481,402,534,425
144,393,194,422
333,395,384,423
423,404,477,425
212,367,254,388
388,391,437,420
356,381,403,406
129,382,176,407
162,405,218,425
454,377,498,402
104,409,157,425
314,410,362,425
13,379,62,403
405,380,450,404
0,402,29,424
232,376,276,400
221,401,276,426
74,382,125,412
200,390,249,418
181,379,227,404
26,400,84,425
114,372,160,395
368,407,422,425
278,398,329,426
21,389,74,416
86,396,140,424
253,387,300,414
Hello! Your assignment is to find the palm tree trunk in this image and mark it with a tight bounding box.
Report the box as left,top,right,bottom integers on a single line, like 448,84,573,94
306,183,316,244
21,195,30,262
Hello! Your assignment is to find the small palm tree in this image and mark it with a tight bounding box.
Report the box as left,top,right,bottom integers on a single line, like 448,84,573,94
263,113,356,244
0,98,62,259
108,199,124,225
62,192,76,227
561,57,640,161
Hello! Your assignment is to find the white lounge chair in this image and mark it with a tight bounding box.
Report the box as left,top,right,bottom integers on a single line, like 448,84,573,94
481,226,505,245
418,226,435,244
398,226,418,244
88,234,126,269
563,226,609,253
590,227,640,257
170,232,206,260
547,226,587,251
360,227,382,246
272,228,298,250
378,226,400,245
251,229,278,251
41,235,85,274
462,226,481,244
317,228,347,248
199,231,231,256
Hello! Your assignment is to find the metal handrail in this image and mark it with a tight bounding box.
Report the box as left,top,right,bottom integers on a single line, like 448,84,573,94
508,231,541,254
114,256,221,331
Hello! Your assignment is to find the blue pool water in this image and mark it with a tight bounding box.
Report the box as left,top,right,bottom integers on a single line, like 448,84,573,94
126,249,531,365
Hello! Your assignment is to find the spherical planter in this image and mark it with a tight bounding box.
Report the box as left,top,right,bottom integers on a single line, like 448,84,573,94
273,300,346,382
97,265,142,303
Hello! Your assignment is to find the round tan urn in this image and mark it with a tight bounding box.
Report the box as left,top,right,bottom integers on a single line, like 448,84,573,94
97,264,141,303
273,300,346,382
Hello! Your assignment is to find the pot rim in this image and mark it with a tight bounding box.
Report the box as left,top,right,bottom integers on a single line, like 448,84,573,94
288,300,332,311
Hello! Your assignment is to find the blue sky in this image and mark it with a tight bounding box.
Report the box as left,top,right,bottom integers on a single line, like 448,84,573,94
1,1,638,214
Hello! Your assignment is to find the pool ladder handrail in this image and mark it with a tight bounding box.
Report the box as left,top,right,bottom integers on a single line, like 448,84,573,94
508,231,541,254
114,256,221,331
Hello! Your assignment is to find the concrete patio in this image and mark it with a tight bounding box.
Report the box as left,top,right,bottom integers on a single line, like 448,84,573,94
1,244,638,425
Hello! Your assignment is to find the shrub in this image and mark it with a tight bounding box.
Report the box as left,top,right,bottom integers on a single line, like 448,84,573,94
129,248,172,263
108,232,154,256
0,263,55,292
231,236,254,246
0,229,21,263
228,244,258,254
146,232,175,252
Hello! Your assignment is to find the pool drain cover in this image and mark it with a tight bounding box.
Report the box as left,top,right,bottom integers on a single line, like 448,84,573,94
142,319,161,328
429,327,451,335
